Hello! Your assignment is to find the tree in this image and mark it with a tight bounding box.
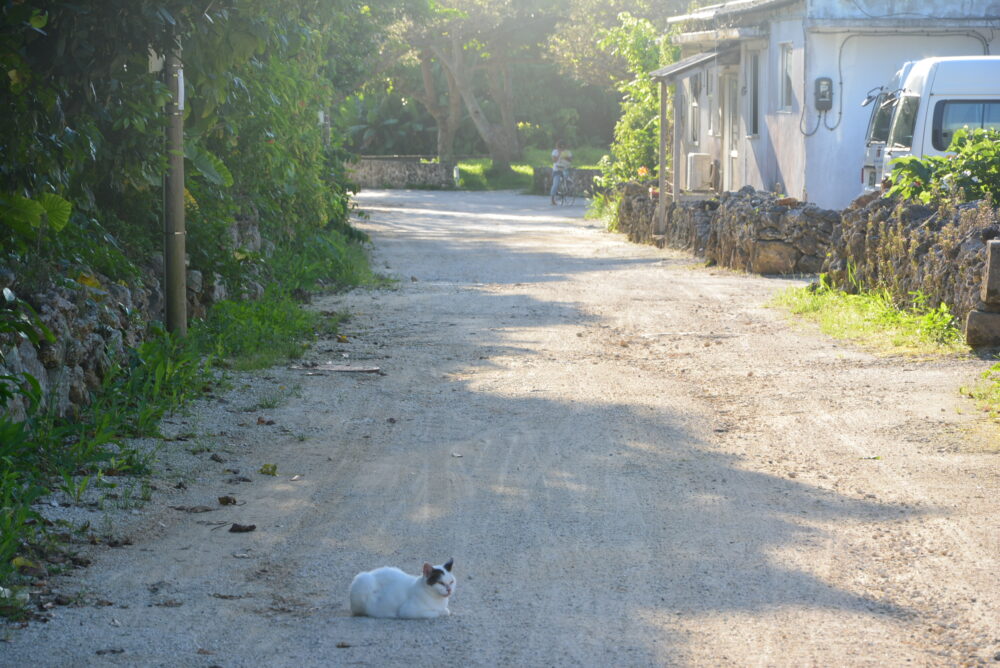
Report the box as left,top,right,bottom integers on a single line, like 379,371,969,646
400,0,563,172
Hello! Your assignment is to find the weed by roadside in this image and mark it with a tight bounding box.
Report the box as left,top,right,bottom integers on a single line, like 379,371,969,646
771,275,966,355
0,223,374,606
961,362,1000,418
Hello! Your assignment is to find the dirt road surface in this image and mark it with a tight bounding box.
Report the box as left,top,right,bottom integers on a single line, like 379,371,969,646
5,189,1000,667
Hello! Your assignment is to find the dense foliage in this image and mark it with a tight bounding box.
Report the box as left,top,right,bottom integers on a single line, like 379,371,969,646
0,0,412,284
885,128,1000,205
596,13,676,187
0,0,410,596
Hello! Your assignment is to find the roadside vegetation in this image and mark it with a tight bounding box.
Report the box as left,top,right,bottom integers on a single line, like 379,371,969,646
775,130,1000,417
0,0,402,606
772,275,965,354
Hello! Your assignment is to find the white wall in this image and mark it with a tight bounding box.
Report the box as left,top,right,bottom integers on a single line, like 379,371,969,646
803,31,997,208
808,0,1000,20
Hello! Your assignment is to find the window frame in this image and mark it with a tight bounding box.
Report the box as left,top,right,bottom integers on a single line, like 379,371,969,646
931,99,1000,150
747,51,761,136
778,43,794,112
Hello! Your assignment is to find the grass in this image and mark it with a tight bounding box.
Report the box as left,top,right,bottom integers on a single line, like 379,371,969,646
770,278,967,355
0,221,378,605
961,362,1000,418
455,145,608,192
772,278,1000,419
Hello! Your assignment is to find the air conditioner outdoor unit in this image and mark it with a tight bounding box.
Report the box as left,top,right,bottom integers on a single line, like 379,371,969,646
686,153,712,191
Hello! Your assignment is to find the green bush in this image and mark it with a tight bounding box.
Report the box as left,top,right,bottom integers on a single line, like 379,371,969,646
596,14,677,188
885,128,1000,205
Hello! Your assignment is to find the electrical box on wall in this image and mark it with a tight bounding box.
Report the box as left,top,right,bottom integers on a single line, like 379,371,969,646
815,77,833,111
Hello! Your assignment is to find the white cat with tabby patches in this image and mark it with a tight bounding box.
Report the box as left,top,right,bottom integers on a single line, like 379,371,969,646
349,558,455,619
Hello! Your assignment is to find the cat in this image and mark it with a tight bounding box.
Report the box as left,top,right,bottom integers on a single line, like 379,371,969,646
349,558,455,619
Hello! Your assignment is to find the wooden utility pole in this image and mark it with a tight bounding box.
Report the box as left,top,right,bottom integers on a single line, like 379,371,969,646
164,40,187,335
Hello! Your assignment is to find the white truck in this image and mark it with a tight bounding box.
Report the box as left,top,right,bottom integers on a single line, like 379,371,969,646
874,56,1000,189
859,62,913,194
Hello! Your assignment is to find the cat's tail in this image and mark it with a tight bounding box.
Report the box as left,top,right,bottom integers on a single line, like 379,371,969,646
349,572,375,616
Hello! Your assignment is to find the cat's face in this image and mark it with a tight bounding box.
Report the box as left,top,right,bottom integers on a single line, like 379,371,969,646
422,558,456,598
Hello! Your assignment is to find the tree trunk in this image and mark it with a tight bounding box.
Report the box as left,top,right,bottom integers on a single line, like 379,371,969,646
412,50,464,162
430,36,521,175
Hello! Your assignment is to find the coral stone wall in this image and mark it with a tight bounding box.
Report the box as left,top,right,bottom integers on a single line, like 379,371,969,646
614,184,1000,343
350,157,456,189
532,167,602,196
827,193,998,322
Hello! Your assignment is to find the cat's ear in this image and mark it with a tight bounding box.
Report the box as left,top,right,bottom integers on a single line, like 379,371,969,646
444,558,454,572
422,562,433,578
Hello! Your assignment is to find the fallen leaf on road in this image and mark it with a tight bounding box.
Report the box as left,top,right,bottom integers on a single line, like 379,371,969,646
229,523,256,533
336,334,349,343
259,464,277,476
154,599,183,607
257,417,276,426
336,642,352,648
170,505,215,513
218,495,238,506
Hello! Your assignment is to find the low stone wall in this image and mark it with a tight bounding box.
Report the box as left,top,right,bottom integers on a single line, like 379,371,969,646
350,156,456,189
532,167,602,196
0,213,266,420
827,193,998,331
617,185,836,274
613,183,1000,345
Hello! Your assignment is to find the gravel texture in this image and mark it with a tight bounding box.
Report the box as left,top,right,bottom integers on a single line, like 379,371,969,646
4,189,999,667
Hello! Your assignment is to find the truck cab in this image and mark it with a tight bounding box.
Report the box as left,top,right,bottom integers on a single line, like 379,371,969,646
860,63,912,194
883,56,1000,178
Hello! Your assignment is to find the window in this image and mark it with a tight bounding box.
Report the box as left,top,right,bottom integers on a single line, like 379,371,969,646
706,71,715,135
688,74,701,145
779,43,793,111
932,99,1000,150
865,92,897,143
748,52,760,135
888,96,920,150
714,73,724,136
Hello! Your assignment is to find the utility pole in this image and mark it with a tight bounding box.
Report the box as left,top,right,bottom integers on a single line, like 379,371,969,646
164,38,187,335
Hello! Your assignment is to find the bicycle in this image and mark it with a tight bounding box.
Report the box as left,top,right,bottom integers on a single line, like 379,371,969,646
553,168,577,206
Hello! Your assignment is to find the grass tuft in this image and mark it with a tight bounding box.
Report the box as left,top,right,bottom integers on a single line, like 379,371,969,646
770,277,967,355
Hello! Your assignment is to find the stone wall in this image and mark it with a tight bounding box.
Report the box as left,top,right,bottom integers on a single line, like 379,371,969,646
349,156,456,189
827,193,998,333
614,184,1000,345
0,213,265,421
617,185,837,274
532,167,602,197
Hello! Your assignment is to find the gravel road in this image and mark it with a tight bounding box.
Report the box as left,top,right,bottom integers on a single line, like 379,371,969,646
5,189,1000,667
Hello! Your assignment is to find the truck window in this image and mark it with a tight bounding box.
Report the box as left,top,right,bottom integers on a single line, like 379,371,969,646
932,100,1000,150
866,93,896,144
888,95,919,150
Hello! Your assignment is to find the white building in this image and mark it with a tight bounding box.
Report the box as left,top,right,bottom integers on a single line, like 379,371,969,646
652,0,1000,211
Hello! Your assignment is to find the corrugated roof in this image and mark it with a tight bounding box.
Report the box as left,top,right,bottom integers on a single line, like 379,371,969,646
650,49,739,81
668,0,799,24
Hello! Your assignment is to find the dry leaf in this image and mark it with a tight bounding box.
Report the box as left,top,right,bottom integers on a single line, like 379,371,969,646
169,505,215,513
229,523,256,533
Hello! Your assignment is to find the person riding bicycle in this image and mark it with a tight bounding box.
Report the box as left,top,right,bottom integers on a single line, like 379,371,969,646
550,140,573,205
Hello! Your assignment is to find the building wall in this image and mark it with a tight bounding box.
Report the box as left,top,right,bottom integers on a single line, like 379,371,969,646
807,0,1000,20
803,30,996,208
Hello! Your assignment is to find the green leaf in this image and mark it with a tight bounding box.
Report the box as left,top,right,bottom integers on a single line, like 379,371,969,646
0,195,44,236
38,193,72,232
184,143,234,188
